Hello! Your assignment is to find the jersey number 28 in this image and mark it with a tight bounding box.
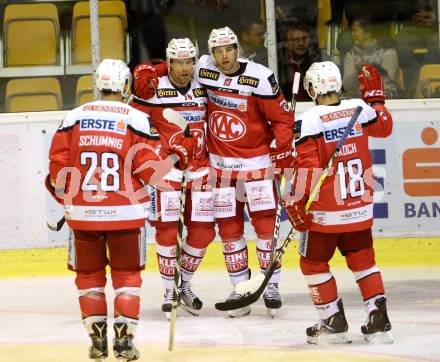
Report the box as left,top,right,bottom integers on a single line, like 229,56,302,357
80,152,120,192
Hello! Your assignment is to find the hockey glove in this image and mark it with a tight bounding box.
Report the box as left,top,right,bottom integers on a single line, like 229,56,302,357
282,195,313,232
270,143,294,175
133,61,168,99
358,64,385,105
45,174,63,204
168,132,196,171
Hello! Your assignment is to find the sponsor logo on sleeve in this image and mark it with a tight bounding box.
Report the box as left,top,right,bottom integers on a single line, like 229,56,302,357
268,74,279,94
199,68,220,80
238,75,259,88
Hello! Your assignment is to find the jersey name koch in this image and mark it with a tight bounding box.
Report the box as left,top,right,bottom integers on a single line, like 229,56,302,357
79,118,127,135
323,122,363,143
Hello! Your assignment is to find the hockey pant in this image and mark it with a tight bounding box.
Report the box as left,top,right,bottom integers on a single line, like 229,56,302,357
150,187,215,290
213,178,281,285
71,228,145,336
299,228,386,319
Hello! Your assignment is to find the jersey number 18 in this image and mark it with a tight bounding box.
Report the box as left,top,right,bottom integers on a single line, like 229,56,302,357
336,158,365,200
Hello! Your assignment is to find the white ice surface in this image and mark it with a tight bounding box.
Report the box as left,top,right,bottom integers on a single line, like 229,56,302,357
0,267,439,361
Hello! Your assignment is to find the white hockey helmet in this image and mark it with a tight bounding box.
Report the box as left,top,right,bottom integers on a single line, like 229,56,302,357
96,58,131,95
208,26,238,54
166,38,198,62
304,61,342,101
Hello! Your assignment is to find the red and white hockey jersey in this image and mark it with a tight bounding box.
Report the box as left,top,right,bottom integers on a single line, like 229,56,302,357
49,100,165,230
194,55,293,176
130,75,209,187
294,98,393,233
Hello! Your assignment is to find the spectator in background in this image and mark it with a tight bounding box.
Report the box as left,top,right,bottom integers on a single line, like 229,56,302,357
343,18,399,97
275,0,319,57
278,23,321,101
328,0,395,63
238,18,267,66
395,0,439,96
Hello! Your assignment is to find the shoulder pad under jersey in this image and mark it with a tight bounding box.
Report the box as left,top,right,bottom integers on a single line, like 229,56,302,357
128,106,160,139
245,62,280,97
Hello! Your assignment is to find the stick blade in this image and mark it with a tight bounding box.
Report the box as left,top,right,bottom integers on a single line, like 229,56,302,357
46,216,65,231
162,108,187,131
235,274,265,295
46,219,59,231
214,290,261,311
292,72,301,95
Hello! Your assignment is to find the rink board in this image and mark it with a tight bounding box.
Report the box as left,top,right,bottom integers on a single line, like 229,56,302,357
0,99,439,249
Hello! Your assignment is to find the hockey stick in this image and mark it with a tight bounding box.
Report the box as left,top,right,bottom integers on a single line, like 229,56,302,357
291,72,301,113
215,105,363,311
47,215,65,231
267,73,301,265
162,108,189,352
269,175,285,266
267,72,301,266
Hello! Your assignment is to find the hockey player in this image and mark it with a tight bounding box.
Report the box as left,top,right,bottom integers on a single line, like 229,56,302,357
130,38,215,318
196,27,293,317
284,61,393,344
46,59,193,361
133,27,294,317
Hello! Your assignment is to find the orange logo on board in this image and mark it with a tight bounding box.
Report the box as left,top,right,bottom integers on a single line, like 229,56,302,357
402,127,440,196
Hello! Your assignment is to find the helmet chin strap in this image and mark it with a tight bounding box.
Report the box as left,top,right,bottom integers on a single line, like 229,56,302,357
306,86,317,103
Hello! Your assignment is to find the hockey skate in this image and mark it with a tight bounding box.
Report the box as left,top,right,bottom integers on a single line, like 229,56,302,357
88,322,108,361
179,281,203,316
161,288,175,320
306,299,352,345
226,289,251,318
263,283,282,318
361,297,393,344
113,323,139,361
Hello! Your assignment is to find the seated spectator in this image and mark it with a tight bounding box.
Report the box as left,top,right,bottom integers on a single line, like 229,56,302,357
342,17,399,97
395,0,440,96
238,18,267,66
329,0,394,65
278,23,321,101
